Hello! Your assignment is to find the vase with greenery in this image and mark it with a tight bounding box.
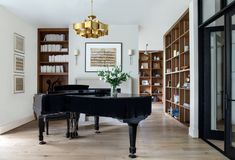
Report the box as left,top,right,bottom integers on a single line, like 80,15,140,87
97,66,130,96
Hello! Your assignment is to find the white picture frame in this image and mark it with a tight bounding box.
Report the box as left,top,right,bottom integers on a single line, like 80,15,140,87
14,74,24,93
85,42,122,72
14,53,25,73
14,33,25,54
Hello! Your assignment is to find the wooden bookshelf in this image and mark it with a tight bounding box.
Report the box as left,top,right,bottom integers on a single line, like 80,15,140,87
139,50,163,102
164,9,190,126
37,28,69,93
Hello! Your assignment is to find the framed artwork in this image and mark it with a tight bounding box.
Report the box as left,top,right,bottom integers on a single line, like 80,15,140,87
14,33,25,54
85,42,122,72
14,53,25,73
14,75,24,93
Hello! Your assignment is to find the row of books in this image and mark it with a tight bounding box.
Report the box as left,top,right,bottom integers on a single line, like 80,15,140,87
43,34,65,41
40,65,64,73
41,45,68,52
49,55,69,62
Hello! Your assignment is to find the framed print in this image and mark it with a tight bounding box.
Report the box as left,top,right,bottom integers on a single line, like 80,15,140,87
14,33,25,54
85,42,122,72
14,75,24,93
14,53,24,73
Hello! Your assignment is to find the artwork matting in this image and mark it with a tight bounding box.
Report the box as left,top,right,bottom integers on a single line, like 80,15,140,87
14,33,25,54
85,42,122,72
14,74,24,93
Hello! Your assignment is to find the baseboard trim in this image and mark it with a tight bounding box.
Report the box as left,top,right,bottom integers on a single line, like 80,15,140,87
189,126,199,138
0,115,34,134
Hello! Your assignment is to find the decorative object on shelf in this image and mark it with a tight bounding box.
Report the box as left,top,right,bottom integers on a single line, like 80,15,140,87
155,74,161,77
74,49,79,65
172,108,179,119
176,82,180,88
14,75,24,93
184,45,189,52
166,68,171,73
144,43,148,55
153,56,160,61
14,33,25,54
175,67,178,71
128,49,134,65
141,62,148,69
167,80,171,87
97,66,130,96
85,42,122,72
73,0,108,38
183,103,190,109
141,80,149,86
174,95,180,103
153,62,160,69
46,78,62,92
181,65,189,70
154,82,161,86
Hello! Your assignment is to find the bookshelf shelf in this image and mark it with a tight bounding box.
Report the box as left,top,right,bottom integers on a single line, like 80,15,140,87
139,50,163,102
164,9,190,126
38,28,69,93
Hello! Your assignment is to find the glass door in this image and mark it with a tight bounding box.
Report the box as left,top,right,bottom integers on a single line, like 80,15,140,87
225,8,235,159
203,16,225,150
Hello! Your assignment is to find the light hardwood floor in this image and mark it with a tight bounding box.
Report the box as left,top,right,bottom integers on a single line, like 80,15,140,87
0,104,228,160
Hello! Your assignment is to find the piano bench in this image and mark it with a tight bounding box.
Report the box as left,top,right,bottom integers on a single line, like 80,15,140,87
44,112,70,135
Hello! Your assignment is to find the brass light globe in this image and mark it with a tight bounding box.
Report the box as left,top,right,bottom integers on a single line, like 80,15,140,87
73,0,108,38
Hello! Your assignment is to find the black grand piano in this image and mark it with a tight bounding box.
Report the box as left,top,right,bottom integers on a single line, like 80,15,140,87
35,89,151,158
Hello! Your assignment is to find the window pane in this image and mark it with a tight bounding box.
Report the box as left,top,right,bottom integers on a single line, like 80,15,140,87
203,0,221,22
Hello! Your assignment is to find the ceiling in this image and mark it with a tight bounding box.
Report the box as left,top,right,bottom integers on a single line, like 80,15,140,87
0,0,189,27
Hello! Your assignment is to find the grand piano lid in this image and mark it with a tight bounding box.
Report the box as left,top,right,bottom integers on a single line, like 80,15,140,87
66,94,151,99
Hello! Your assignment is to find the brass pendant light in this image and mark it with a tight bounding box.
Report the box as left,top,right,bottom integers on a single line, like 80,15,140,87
73,0,109,38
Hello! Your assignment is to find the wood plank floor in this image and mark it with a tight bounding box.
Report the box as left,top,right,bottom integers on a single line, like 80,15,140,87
0,104,228,160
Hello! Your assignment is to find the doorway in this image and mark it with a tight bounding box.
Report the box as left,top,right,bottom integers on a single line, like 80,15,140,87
200,7,235,159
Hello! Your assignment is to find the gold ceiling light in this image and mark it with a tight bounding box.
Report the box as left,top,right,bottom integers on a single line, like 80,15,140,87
73,0,108,38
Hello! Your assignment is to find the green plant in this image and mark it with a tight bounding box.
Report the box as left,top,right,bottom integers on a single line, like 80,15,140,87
97,66,130,89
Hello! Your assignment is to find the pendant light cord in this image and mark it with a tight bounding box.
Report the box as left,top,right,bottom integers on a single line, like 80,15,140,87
91,0,93,15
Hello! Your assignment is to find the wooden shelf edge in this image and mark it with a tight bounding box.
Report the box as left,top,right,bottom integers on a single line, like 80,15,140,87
39,73,68,76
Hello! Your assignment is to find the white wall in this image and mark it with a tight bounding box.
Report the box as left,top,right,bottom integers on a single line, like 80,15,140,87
69,25,139,94
189,0,199,138
0,6,37,134
138,5,189,50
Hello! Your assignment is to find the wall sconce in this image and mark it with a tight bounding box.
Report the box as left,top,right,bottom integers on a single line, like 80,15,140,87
74,49,80,65
144,43,148,55
128,49,134,65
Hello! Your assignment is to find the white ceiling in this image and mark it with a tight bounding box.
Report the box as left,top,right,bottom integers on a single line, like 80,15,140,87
0,0,189,27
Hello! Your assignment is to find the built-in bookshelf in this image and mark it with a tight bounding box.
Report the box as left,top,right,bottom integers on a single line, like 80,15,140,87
164,9,190,126
139,50,163,102
38,28,69,93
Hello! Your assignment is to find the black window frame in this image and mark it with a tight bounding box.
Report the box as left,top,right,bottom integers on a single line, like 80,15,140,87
198,0,234,25
198,0,235,159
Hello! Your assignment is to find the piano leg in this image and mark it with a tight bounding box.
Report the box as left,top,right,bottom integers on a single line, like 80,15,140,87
39,116,46,145
69,112,79,138
128,123,138,158
66,113,70,138
94,116,100,134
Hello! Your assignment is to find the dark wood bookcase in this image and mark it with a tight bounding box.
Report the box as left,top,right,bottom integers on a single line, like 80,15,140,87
37,28,69,93
139,50,163,102
164,9,190,126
